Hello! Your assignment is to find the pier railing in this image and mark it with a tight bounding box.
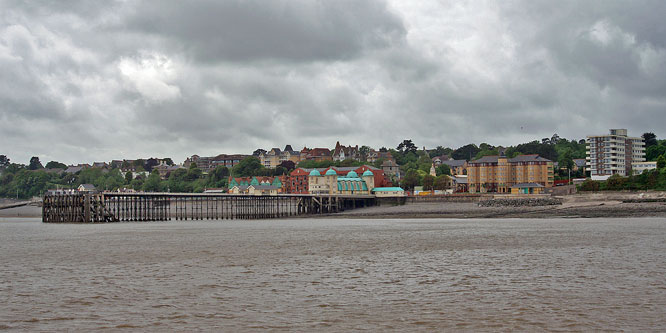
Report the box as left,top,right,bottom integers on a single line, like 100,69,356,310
42,192,375,223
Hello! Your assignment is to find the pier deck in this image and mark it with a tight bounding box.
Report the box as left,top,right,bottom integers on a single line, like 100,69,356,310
42,192,376,222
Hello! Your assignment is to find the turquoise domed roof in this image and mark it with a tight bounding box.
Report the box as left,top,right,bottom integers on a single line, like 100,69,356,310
362,170,374,177
309,169,321,176
346,171,358,178
325,169,337,176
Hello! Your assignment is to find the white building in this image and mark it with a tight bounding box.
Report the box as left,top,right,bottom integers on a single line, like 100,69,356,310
586,129,645,180
631,161,657,175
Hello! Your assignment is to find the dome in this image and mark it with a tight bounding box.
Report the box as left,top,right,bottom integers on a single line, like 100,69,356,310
362,170,374,177
309,169,321,176
346,171,358,178
325,169,337,176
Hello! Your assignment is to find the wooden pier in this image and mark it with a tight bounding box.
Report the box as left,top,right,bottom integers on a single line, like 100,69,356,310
42,193,376,223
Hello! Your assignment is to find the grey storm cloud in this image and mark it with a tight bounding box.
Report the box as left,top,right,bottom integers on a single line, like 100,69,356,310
0,0,665,165
124,0,406,63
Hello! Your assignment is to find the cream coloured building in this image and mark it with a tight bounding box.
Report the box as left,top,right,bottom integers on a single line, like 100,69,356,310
308,169,375,195
586,129,645,180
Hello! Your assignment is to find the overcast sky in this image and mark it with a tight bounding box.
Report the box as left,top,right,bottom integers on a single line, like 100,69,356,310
1,0,665,165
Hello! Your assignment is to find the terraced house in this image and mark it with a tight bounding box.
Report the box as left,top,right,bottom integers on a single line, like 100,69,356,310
467,153,554,193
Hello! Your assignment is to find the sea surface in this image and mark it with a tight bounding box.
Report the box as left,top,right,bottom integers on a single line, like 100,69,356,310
1,217,665,331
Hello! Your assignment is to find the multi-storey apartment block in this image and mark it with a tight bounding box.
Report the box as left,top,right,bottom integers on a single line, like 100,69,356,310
586,129,645,180
467,153,554,193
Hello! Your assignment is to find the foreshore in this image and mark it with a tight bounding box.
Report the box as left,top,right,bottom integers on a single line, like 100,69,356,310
2,192,666,220
333,200,666,219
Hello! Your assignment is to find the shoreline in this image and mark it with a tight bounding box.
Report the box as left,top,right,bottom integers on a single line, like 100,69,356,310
2,194,666,220
327,201,666,219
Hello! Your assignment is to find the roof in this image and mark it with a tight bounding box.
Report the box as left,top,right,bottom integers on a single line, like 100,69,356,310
325,169,337,176
470,154,552,164
453,176,468,184
64,166,84,174
78,184,96,190
250,185,280,190
508,154,551,163
510,182,545,188
309,169,321,176
362,170,374,176
372,187,405,192
573,159,586,167
440,159,466,167
471,155,499,163
381,160,397,167
346,171,358,177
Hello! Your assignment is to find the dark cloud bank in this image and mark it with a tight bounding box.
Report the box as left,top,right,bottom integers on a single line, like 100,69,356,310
0,0,664,164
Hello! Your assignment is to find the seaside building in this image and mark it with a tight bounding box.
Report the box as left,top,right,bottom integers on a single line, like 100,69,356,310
153,161,184,180
631,161,657,175
259,145,301,168
586,129,645,180
294,165,391,195
300,147,332,162
228,176,285,195
467,153,554,193
366,150,393,163
308,169,375,195
184,154,249,174
332,141,360,161
573,159,587,173
381,160,401,180
372,187,406,197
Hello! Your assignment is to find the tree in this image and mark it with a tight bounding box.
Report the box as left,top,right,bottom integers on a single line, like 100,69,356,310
646,144,666,161
144,158,159,172
579,179,600,191
186,163,203,181
606,174,626,191
429,146,452,158
451,144,480,161
125,171,133,184
0,155,9,169
400,170,420,191
143,171,163,192
657,154,666,169
359,145,371,160
379,147,388,152
436,164,451,176
434,175,450,190
45,161,67,170
279,160,296,171
28,157,43,170
274,166,288,176
232,156,264,177
643,132,658,148
558,151,574,171
422,174,435,191
396,139,417,153
162,158,174,166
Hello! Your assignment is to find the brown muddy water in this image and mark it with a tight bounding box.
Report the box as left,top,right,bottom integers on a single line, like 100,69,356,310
1,217,665,331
